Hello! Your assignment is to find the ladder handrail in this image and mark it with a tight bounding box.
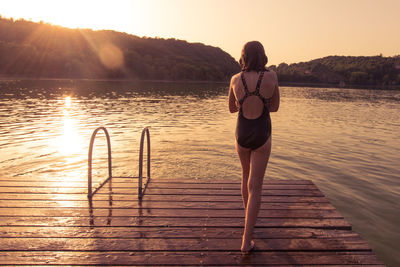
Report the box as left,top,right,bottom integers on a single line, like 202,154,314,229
87,126,151,200
138,127,151,199
88,127,112,199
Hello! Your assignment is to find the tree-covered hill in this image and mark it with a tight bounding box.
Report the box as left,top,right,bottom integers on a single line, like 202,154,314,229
0,17,240,81
1,17,399,87
271,55,400,87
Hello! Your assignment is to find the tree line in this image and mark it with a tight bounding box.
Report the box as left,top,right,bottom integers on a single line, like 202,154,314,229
0,17,240,81
0,17,399,87
270,55,400,87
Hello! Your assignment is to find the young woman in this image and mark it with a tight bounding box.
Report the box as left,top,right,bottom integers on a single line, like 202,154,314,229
228,41,280,253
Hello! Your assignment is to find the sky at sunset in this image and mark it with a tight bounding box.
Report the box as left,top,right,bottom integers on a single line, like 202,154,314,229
0,0,399,65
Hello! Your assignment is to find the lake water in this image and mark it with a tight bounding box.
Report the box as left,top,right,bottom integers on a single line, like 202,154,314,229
0,80,399,266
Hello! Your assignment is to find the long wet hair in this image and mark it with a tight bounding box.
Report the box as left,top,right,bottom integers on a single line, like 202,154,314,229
239,41,268,72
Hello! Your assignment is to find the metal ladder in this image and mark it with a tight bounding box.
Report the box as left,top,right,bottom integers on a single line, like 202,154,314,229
87,127,150,199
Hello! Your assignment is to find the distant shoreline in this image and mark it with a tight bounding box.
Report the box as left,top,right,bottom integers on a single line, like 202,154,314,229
0,76,229,84
0,76,399,90
278,81,400,90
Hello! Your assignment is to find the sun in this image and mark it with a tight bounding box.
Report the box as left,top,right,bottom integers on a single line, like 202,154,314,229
0,0,141,32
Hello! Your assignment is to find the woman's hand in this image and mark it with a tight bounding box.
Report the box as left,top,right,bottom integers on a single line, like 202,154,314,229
268,84,280,112
229,84,239,113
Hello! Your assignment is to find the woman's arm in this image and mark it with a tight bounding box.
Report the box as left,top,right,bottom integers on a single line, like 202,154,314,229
228,78,239,113
269,84,280,112
268,72,280,112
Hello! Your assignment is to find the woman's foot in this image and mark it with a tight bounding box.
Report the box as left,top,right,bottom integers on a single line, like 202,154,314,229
241,240,255,254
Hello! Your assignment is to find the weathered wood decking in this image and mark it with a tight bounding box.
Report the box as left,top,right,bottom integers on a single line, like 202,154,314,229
0,177,384,266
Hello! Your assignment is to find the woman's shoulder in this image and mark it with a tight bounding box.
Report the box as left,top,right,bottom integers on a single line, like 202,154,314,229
265,69,278,81
231,72,243,79
230,72,242,84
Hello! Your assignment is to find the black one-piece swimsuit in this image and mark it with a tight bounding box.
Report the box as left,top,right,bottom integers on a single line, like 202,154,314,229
235,71,272,150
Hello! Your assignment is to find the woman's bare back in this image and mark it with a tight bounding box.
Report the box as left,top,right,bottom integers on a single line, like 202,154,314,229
232,71,278,119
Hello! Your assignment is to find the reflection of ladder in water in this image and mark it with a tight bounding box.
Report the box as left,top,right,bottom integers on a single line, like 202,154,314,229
87,127,150,200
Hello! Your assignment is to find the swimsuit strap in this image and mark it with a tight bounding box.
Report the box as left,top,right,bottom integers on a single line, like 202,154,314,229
254,71,270,107
255,71,265,93
240,72,250,94
239,71,266,107
239,72,249,106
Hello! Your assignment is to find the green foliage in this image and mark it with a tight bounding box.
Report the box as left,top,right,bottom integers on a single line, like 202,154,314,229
2,17,398,86
0,17,240,81
349,71,368,84
274,55,400,86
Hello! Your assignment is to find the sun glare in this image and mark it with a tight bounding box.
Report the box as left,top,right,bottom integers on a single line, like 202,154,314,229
60,117,80,155
0,0,142,33
53,96,84,157
65,96,71,107
41,1,110,29
99,43,124,70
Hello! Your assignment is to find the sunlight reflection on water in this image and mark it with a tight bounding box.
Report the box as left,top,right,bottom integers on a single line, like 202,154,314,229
0,80,399,266
58,113,82,156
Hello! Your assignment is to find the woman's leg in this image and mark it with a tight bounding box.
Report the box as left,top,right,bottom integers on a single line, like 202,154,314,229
236,142,251,209
241,137,272,251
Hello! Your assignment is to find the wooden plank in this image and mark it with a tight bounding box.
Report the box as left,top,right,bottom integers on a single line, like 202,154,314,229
0,251,384,265
0,200,336,209
0,194,330,203
0,178,314,185
0,217,352,229
0,187,325,196
0,181,318,190
0,207,343,218
0,237,372,251
0,226,359,239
